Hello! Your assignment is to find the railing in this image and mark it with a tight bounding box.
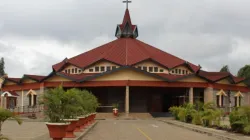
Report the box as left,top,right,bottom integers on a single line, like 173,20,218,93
7,105,44,115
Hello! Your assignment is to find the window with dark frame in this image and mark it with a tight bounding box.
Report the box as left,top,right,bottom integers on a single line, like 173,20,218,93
160,69,164,72
95,67,99,72
106,66,111,71
68,69,70,74
65,70,67,73
175,69,178,74
149,67,153,72
179,69,181,74
143,66,147,71
75,68,77,73
89,69,93,72
112,66,116,70
28,94,31,106
154,67,158,72
186,70,188,74
34,95,37,106
79,70,82,73
216,95,220,107
72,68,74,74
182,70,185,75
138,66,142,70
100,66,105,72
234,97,237,107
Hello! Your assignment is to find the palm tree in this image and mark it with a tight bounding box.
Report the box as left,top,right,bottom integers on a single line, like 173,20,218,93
0,108,22,137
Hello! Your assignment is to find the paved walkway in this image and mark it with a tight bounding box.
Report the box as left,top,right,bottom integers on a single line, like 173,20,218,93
82,120,219,140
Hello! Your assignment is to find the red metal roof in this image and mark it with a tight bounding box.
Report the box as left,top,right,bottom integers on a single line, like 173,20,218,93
58,72,96,81
53,38,200,73
9,91,19,96
24,75,46,81
6,78,21,83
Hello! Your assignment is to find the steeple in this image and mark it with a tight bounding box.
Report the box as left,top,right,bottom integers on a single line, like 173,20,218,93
115,1,138,39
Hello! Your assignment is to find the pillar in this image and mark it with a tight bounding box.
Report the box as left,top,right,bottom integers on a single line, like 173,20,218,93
31,94,34,106
204,87,214,103
21,90,24,112
125,86,129,114
189,87,194,104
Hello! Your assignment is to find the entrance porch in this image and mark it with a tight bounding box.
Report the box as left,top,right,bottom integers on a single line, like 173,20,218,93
85,86,204,113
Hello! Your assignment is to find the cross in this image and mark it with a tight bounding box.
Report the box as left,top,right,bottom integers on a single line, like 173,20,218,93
123,0,132,9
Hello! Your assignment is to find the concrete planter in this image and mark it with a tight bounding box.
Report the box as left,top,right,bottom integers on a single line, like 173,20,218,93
113,108,118,116
46,122,69,140
63,119,79,138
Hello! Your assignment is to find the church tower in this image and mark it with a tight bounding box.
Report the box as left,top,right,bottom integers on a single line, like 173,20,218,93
115,0,138,39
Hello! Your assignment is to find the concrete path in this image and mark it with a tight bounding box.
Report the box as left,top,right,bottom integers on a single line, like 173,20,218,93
82,120,219,140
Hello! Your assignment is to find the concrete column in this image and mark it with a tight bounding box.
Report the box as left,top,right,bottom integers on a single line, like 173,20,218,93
21,90,24,112
204,87,214,103
125,86,129,114
189,87,194,104
31,94,34,106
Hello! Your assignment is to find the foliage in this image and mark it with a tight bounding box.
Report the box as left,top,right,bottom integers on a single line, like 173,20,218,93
0,108,22,137
63,88,84,119
112,103,119,109
237,65,250,79
170,102,223,127
169,106,181,120
41,86,66,123
229,106,250,134
220,65,230,73
0,58,5,77
78,90,99,115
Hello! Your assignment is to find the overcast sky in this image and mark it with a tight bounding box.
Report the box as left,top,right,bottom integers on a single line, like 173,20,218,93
0,0,250,77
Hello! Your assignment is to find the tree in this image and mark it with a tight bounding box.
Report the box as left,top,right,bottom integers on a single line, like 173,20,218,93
237,65,250,79
0,58,5,76
220,65,230,72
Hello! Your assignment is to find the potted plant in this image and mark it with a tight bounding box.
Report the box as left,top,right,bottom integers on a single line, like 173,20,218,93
112,103,119,117
0,108,22,138
62,88,83,138
41,86,69,140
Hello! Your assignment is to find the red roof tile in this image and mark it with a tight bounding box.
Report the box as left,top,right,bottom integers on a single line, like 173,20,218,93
58,72,96,81
156,73,188,81
6,78,21,83
53,38,200,73
198,71,230,81
9,91,19,96
24,75,46,81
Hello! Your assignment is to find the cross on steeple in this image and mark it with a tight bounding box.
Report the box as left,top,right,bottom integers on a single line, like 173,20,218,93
123,0,131,9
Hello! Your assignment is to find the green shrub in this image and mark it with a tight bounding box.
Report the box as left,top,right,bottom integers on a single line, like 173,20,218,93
191,111,202,125
169,106,181,120
229,106,250,133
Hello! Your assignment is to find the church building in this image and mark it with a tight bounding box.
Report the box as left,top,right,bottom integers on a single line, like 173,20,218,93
0,4,249,114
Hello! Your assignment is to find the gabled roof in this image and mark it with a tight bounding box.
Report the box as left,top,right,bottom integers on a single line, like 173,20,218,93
53,38,200,73
1,91,19,97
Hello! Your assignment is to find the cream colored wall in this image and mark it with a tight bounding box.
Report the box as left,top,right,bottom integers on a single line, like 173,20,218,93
83,61,119,73
178,76,207,82
134,61,169,73
0,77,4,89
62,65,83,74
22,79,36,83
237,82,247,87
170,66,192,75
93,69,162,81
4,81,16,85
45,75,72,82
217,79,231,85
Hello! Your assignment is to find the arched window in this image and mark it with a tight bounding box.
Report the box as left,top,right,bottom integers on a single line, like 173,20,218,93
234,91,243,107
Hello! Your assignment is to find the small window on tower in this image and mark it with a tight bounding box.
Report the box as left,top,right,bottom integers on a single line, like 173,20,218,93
112,66,116,70
89,69,93,72
154,67,158,72
106,66,111,71
160,69,164,72
149,67,153,72
143,66,147,71
95,67,99,72
100,66,105,72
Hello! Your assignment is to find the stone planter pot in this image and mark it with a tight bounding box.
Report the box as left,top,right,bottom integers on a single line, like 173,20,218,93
77,116,86,130
113,108,118,116
63,119,79,138
46,122,69,140
74,119,82,132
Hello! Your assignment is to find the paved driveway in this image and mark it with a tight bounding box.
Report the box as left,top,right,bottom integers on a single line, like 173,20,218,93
82,120,219,140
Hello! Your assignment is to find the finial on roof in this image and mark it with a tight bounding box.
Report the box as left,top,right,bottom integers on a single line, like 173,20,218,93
123,0,131,9
115,1,138,39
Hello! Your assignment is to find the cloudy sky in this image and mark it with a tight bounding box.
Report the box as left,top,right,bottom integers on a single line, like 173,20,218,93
0,0,250,77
